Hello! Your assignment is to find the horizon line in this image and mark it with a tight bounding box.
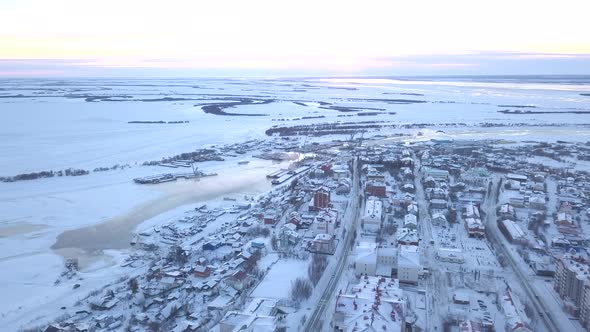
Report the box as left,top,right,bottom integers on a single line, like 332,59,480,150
2,74,590,80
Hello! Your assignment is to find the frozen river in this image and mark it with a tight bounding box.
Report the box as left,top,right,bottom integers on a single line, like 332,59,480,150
1,76,589,175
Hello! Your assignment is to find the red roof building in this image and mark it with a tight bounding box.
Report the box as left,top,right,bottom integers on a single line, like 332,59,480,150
194,265,211,278
312,187,331,210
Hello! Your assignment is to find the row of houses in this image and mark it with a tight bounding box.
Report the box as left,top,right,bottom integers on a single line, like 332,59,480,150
356,156,422,284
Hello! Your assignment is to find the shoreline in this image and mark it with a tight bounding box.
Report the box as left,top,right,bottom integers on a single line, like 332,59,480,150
51,160,280,252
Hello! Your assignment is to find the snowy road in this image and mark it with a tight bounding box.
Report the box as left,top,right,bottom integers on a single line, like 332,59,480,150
415,157,443,332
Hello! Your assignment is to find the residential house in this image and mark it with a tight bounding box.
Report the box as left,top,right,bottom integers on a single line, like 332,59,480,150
407,203,419,216
529,195,546,210
499,203,515,220
263,211,279,225
194,265,211,278
430,199,447,210
432,212,447,225
226,270,253,291
403,214,418,229
219,297,285,332
309,233,336,254
279,223,300,247
287,211,301,228
362,198,383,233
312,209,339,235
397,228,419,246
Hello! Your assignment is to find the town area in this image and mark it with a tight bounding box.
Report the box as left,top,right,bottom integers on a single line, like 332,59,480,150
33,137,590,332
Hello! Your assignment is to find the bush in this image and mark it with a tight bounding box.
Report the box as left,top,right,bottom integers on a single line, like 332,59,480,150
247,226,271,238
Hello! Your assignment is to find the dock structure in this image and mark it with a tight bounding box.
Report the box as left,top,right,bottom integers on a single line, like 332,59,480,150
266,169,288,179
159,160,193,168
271,173,293,185
159,163,179,168
133,172,217,184
270,166,311,185
133,173,175,184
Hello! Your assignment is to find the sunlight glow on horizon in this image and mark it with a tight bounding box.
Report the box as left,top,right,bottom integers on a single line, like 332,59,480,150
1,0,589,74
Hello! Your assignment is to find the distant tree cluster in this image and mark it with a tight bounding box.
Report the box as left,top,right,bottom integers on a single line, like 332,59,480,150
93,164,130,172
0,168,90,182
1,163,132,183
128,120,189,124
200,98,272,116
64,168,90,176
264,120,483,137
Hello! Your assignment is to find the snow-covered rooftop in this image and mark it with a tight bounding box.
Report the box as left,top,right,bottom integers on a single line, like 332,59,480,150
334,276,405,332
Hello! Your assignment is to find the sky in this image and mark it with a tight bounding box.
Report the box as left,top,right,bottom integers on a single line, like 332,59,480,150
0,0,589,77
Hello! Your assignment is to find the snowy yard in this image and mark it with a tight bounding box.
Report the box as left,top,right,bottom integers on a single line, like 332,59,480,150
251,258,309,300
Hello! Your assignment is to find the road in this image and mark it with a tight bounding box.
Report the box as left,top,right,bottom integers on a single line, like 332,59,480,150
414,156,443,332
304,157,361,332
414,158,434,266
483,177,562,332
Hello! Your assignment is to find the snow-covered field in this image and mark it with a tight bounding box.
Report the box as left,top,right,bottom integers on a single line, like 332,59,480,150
251,259,309,300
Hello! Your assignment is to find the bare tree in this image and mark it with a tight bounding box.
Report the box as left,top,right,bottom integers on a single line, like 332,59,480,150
271,235,279,251
290,278,313,304
308,254,328,285
128,278,139,294
167,245,188,265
